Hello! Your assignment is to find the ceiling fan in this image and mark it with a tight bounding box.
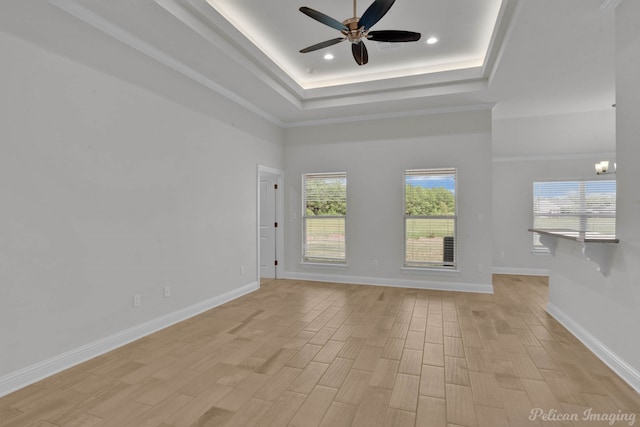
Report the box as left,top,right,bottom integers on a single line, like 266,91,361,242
299,0,421,66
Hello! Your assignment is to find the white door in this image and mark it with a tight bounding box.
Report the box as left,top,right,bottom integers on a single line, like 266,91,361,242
259,174,277,278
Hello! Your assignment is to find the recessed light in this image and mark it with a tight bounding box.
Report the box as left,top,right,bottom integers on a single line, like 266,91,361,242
324,53,334,60
426,37,438,45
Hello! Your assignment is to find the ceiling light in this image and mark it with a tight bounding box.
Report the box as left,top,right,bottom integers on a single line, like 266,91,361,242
324,53,334,60
595,160,616,175
426,37,438,45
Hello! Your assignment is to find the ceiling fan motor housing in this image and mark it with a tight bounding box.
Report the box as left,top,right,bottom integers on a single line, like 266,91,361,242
342,17,366,43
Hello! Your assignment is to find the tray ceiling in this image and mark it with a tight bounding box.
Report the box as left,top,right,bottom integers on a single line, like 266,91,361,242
205,0,504,89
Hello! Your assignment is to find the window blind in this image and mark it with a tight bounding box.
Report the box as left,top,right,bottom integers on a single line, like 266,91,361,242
532,179,616,249
303,172,347,263
404,168,457,268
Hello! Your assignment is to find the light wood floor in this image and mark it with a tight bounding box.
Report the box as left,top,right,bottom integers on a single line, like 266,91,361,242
2,275,639,426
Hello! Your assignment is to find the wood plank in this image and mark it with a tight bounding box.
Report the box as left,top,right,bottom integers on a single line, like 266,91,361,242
425,327,444,344
318,357,354,389
254,366,302,401
468,371,503,408
288,361,329,394
416,396,446,427
419,364,445,399
369,358,400,389
507,352,544,380
499,388,541,427
444,356,470,386
382,338,405,360
444,336,465,358
443,321,462,338
289,385,338,427
445,383,478,427
383,408,416,427
389,374,420,412
351,387,392,427
318,401,358,427
335,370,372,405
423,343,445,367
464,347,493,373
405,330,425,350
3,276,638,427
160,386,232,426
398,349,423,376
352,345,383,371
337,337,367,359
215,397,272,427
286,344,323,369
251,392,305,427
475,405,509,427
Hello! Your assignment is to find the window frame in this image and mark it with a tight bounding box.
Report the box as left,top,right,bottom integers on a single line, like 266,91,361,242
302,171,348,265
531,178,617,253
403,167,458,270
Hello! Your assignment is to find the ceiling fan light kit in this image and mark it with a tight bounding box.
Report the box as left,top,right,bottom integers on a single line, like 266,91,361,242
299,0,421,66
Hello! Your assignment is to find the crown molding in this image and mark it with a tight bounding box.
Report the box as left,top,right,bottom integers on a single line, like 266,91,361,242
486,0,526,85
161,0,304,105
160,0,514,107
284,102,496,128
47,0,514,127
49,0,285,126
492,151,616,162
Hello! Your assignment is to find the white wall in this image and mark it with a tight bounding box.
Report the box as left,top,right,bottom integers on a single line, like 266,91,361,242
543,0,640,392
283,110,493,292
492,154,615,275
492,110,616,158
0,32,283,384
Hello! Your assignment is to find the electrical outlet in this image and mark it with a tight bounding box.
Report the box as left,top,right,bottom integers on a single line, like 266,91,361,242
240,266,245,275
133,294,141,307
372,260,379,266
163,286,170,298
477,263,484,273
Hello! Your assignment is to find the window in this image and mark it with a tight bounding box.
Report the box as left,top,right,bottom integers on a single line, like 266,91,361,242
303,172,347,264
404,168,457,269
532,179,616,250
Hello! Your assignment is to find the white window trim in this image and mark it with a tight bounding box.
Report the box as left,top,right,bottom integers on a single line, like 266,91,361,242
300,262,350,270
302,172,348,265
401,266,461,276
403,168,458,270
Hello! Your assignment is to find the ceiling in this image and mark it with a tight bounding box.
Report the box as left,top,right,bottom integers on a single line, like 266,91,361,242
204,0,504,90
0,0,616,127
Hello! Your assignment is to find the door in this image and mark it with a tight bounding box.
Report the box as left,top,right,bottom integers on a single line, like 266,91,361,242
259,173,278,278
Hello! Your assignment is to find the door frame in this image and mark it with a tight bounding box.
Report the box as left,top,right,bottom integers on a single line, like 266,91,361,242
257,165,285,283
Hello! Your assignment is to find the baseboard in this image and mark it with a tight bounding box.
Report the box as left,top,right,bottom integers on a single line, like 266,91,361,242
492,267,549,276
547,302,640,394
282,271,493,294
0,281,259,398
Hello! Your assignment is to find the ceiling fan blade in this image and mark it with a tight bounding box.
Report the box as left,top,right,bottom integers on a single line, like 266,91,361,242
299,7,348,32
367,30,421,42
358,0,396,31
351,41,369,66
300,38,346,53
